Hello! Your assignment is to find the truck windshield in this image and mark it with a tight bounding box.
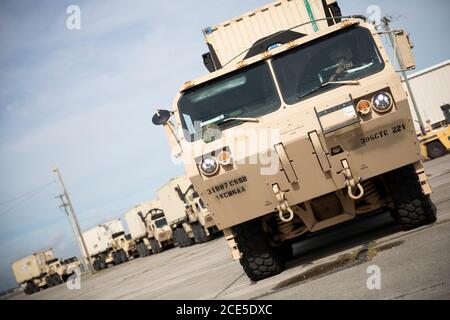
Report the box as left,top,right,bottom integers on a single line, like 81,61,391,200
271,26,384,104
154,218,167,228
178,62,281,141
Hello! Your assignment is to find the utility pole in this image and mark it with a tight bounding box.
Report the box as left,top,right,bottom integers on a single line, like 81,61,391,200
52,166,94,274
56,194,86,273
381,16,426,135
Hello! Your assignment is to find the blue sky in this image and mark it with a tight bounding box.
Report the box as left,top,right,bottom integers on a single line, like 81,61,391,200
0,0,449,292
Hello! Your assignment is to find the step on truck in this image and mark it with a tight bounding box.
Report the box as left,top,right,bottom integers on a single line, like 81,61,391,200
82,219,135,271
153,0,437,281
158,176,220,247
11,249,76,295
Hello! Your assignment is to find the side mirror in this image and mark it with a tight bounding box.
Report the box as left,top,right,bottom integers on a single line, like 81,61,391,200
152,109,172,126
394,30,416,70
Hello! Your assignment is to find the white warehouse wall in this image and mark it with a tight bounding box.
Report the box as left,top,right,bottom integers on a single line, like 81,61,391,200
403,60,450,132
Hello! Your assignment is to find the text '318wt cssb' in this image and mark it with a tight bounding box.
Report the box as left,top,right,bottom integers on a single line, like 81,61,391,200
153,0,437,281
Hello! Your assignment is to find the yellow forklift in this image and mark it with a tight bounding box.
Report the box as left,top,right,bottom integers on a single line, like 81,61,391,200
419,104,450,160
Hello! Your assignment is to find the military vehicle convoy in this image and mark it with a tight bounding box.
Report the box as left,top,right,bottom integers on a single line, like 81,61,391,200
82,219,137,270
11,249,77,295
153,0,437,280
158,176,219,247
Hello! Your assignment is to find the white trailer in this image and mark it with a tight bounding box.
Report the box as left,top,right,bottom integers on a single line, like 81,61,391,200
124,201,160,257
404,59,450,133
82,219,133,270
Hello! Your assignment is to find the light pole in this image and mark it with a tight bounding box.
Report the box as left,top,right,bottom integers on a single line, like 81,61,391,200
52,166,94,274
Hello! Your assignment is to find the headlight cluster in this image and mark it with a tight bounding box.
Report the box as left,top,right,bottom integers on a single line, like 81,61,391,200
199,151,232,176
356,91,393,115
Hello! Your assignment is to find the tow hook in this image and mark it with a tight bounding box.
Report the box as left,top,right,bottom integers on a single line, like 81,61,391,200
272,184,294,222
341,159,364,200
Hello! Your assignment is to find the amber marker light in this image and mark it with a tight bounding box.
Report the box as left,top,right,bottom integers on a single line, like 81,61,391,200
217,151,232,166
357,99,372,115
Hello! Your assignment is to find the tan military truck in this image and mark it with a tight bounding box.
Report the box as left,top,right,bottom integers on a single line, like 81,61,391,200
11,249,74,294
82,219,134,270
60,256,82,275
158,175,219,246
125,200,175,254
111,231,138,261
144,201,175,253
124,202,155,257
153,0,437,280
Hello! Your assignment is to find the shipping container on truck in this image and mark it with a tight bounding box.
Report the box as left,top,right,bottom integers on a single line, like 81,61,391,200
81,219,135,271
124,201,160,257
125,200,175,254
11,249,75,295
201,0,342,72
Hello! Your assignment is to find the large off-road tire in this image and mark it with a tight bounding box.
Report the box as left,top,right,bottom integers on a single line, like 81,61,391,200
192,222,209,244
93,259,102,271
112,251,121,265
25,282,39,294
100,258,107,270
23,284,32,295
141,242,151,257
149,238,162,254
119,250,128,263
385,164,437,230
136,244,143,257
136,242,147,257
232,219,285,281
426,141,446,159
52,274,62,286
45,276,54,287
174,227,193,248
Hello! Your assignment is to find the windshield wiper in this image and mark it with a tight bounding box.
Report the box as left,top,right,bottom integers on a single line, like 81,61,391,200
296,80,360,101
217,117,260,125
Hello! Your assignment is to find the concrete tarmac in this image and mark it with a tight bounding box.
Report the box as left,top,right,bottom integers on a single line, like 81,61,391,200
10,155,450,300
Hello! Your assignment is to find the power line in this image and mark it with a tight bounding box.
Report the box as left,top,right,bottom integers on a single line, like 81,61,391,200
0,181,56,217
0,181,56,206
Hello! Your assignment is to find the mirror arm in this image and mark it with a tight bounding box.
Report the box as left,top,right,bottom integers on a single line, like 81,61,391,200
163,119,183,155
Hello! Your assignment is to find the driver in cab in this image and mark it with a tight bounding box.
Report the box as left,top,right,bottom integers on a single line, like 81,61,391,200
328,46,354,82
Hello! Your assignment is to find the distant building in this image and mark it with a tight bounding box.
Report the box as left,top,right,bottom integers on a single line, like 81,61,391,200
403,60,450,133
